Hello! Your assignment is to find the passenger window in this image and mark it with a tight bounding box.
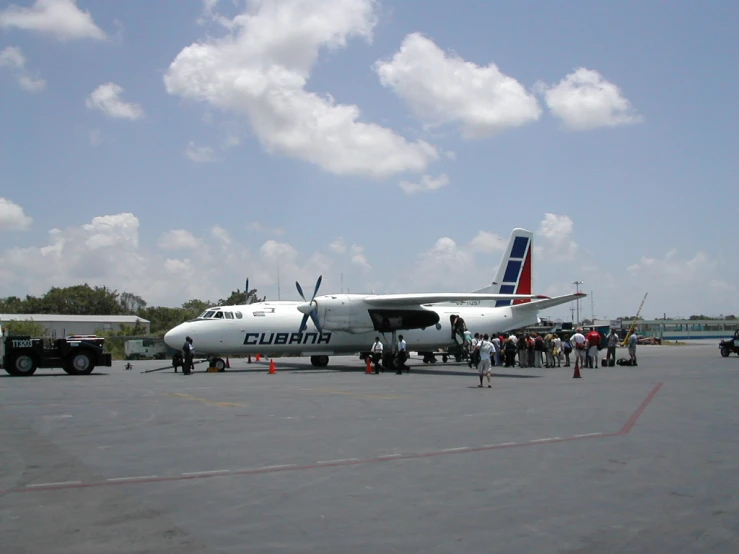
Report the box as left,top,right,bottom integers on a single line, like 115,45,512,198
225,312,234,319
235,311,243,319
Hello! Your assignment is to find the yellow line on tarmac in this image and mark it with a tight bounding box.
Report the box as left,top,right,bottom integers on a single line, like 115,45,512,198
299,387,408,400
167,393,245,408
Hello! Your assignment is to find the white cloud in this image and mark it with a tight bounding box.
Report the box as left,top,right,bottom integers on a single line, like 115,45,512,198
0,0,106,41
86,83,144,120
536,213,578,261
399,173,449,195
0,197,33,230
539,67,642,131
0,46,46,92
415,237,475,288
246,222,285,235
627,249,712,284
158,229,200,250
185,141,219,163
164,0,438,178
375,33,541,138
349,244,370,271
469,231,506,253
329,237,347,255
211,225,232,245
260,240,297,260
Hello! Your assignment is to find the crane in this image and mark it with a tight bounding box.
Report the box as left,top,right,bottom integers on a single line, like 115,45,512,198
621,292,648,346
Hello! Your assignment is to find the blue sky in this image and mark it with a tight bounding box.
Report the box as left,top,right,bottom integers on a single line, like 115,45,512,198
0,0,737,321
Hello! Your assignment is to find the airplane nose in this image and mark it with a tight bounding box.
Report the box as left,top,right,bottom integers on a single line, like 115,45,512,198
164,325,184,349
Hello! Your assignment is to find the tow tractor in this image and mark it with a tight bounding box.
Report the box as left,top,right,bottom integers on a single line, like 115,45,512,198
720,330,739,357
0,330,113,376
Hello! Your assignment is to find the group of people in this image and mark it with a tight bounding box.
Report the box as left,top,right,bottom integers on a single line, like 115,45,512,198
370,335,409,375
463,327,639,373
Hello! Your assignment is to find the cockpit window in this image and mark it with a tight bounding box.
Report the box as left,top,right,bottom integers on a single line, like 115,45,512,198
203,311,216,318
225,312,234,319
214,312,224,319
235,311,243,319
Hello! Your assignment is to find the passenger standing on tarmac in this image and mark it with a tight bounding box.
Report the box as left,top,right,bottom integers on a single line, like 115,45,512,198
491,333,502,367
586,328,602,368
396,334,408,374
562,334,572,366
371,337,384,373
552,334,562,367
477,334,495,388
570,328,587,367
606,329,619,366
182,336,194,375
628,333,638,366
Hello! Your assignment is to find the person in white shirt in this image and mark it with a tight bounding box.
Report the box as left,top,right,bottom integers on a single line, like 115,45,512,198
552,335,562,367
491,334,502,367
396,335,408,374
477,334,496,388
570,328,587,367
371,337,384,373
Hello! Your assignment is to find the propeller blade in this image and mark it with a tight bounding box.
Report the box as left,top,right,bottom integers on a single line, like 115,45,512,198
311,275,323,301
309,310,322,333
298,313,310,334
245,278,249,304
296,281,306,301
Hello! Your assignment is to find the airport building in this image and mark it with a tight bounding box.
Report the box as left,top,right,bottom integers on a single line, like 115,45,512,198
0,314,150,338
620,319,737,341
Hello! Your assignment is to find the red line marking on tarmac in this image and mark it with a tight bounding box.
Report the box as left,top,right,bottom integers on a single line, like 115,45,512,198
3,382,663,495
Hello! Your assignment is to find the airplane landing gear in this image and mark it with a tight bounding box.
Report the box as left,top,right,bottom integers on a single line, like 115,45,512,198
311,355,329,367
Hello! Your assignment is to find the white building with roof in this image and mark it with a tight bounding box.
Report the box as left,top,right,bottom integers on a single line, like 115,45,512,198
0,314,150,338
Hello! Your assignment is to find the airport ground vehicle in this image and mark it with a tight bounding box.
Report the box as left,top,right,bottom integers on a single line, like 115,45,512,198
124,338,170,360
0,333,113,376
719,331,739,357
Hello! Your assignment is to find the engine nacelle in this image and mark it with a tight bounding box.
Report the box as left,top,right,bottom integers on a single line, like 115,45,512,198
316,295,374,333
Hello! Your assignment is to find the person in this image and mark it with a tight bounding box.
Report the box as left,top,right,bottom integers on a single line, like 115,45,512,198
477,334,495,388
586,328,602,368
552,334,562,367
371,337,384,373
606,329,619,366
562,334,572,367
469,333,481,369
628,333,638,366
570,328,587,368
182,336,194,375
452,316,466,344
491,333,502,367
396,334,408,374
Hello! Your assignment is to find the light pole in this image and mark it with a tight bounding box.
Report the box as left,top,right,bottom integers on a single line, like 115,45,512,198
572,280,583,325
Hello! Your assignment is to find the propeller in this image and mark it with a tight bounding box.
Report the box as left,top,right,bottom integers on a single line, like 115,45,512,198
295,275,323,333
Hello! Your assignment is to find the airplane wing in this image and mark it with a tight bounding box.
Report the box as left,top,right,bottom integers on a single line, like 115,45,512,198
364,293,549,307
510,292,587,312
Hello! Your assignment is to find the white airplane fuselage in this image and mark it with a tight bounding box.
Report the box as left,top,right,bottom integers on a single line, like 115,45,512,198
163,298,539,358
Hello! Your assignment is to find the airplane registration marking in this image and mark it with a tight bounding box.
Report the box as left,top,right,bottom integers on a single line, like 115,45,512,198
299,387,408,400
167,393,245,408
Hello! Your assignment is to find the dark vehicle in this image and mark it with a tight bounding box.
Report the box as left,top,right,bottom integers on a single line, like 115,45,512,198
1,334,113,376
719,331,739,357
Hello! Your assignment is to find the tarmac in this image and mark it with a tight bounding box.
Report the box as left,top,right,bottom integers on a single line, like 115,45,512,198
1,342,738,553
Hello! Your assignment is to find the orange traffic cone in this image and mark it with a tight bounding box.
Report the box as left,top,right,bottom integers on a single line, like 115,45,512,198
268,359,277,374
226,357,230,369
573,357,581,379
256,354,261,362
365,357,373,374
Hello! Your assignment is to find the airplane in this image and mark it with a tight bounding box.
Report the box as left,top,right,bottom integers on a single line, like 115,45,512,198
163,228,586,370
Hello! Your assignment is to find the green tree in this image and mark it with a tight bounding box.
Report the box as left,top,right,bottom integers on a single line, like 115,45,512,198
2,319,48,337
218,287,265,306
120,292,147,314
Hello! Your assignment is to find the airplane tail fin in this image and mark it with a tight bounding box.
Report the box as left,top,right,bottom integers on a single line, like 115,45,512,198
475,228,533,307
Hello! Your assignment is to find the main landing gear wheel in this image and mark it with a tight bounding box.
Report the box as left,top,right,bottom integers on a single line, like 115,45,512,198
310,355,329,367
212,358,227,372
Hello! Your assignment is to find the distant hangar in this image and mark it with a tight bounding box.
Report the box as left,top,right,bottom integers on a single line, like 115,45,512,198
0,314,150,338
